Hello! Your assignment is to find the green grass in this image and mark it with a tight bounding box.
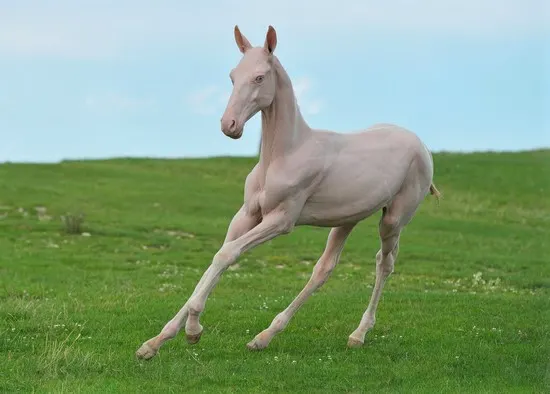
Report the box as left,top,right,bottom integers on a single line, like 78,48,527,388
1,150,549,393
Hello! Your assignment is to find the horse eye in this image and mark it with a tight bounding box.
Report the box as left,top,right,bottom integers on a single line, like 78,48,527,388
255,75,264,83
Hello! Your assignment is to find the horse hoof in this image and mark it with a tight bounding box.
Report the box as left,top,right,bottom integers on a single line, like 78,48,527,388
246,339,267,351
347,336,364,348
186,331,202,344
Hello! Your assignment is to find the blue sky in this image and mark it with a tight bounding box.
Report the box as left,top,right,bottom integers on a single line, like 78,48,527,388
1,0,548,163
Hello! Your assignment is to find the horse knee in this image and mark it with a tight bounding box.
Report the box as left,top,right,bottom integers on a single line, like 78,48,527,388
213,244,239,267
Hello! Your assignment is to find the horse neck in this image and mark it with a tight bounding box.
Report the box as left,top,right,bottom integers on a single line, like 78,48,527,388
259,57,311,169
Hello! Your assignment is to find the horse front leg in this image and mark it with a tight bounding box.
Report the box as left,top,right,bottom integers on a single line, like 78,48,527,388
184,211,294,343
135,205,260,360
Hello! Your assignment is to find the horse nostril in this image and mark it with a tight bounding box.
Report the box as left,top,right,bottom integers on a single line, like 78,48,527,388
230,120,236,130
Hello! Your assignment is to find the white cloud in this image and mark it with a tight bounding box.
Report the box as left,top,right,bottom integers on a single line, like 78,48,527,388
293,77,325,116
293,78,312,102
0,1,547,58
304,100,324,116
185,86,230,116
84,92,155,113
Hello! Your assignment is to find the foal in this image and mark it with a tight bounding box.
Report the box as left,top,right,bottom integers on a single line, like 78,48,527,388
136,25,440,360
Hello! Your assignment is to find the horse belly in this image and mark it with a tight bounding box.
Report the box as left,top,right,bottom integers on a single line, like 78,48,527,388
297,157,409,227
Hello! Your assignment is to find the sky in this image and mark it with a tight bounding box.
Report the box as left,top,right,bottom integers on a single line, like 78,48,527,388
1,0,549,163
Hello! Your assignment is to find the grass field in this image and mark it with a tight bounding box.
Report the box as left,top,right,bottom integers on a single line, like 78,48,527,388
1,150,549,393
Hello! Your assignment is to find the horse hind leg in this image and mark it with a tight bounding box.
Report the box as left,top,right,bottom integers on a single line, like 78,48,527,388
347,176,426,348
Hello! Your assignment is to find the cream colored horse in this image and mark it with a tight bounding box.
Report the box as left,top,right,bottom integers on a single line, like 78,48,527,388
136,25,440,360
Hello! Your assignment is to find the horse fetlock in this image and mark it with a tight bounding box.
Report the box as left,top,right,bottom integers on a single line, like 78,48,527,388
187,298,204,317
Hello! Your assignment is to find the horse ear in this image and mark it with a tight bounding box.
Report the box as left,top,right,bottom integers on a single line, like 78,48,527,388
263,25,277,54
234,25,252,54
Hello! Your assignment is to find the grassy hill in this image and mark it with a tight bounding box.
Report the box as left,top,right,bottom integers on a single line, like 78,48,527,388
1,150,549,393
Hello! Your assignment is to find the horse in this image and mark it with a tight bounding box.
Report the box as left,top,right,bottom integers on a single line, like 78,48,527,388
136,25,440,360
